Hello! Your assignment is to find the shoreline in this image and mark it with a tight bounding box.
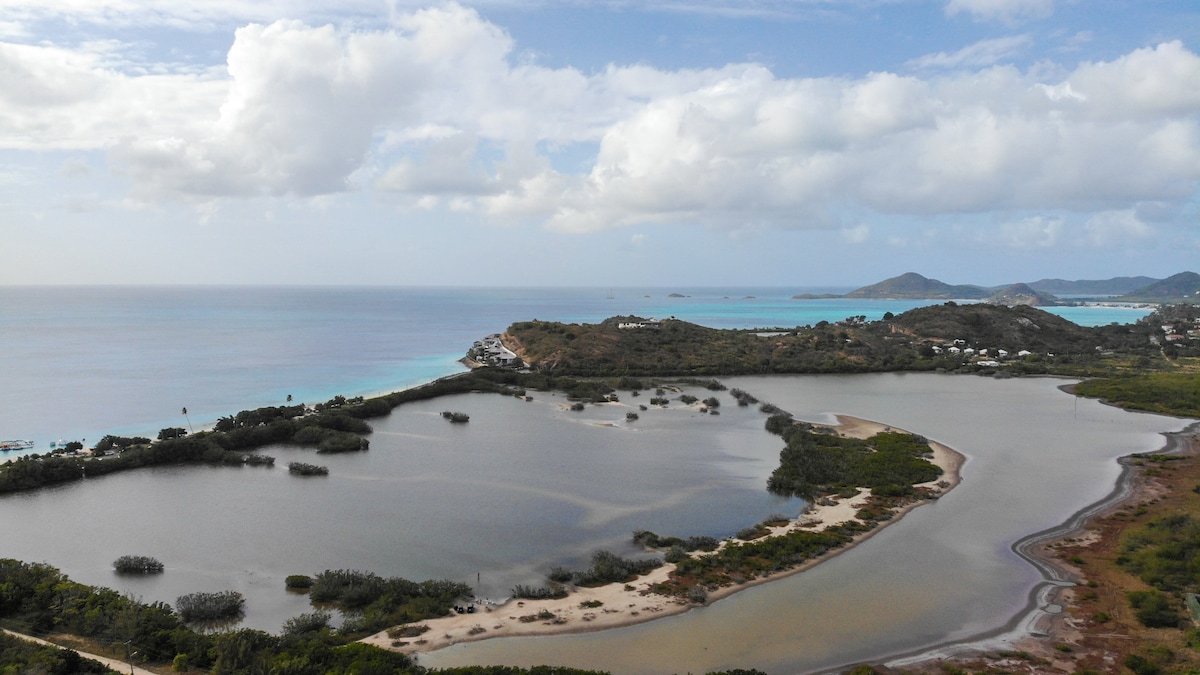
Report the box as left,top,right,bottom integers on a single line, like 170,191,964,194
882,420,1200,671
361,414,965,657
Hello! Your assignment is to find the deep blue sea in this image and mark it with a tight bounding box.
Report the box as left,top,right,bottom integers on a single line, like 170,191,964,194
0,286,1152,453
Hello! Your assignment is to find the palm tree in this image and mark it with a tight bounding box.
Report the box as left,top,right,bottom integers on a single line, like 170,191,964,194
182,407,193,434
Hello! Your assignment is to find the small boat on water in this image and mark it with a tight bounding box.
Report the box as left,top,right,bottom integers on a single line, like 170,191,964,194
0,440,35,451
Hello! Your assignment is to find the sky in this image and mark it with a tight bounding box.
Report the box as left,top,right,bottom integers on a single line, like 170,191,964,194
1,0,1198,288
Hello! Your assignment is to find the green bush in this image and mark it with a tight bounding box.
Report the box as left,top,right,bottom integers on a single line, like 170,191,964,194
176,590,245,623
113,554,164,575
285,574,313,589
1128,589,1182,628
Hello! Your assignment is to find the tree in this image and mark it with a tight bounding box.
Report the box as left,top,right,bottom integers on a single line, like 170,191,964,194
182,407,193,434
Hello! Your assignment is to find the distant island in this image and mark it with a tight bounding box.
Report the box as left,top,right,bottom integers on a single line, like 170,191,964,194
792,271,1200,305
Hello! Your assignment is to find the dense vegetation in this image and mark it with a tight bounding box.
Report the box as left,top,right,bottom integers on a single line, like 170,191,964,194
504,304,1195,378
112,554,164,575
305,569,472,634
1117,512,1200,628
561,551,663,587
0,632,117,674
176,590,245,624
653,522,868,601
1075,373,1200,418
766,424,941,500
287,461,329,476
0,558,512,674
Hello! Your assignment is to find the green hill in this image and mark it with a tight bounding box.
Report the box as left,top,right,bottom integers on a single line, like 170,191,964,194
844,272,990,299
885,303,1094,351
985,283,1059,307
1123,272,1200,301
502,303,1143,377
1027,276,1159,295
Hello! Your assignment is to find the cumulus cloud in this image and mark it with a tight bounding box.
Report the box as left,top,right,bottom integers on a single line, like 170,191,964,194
1084,210,1153,248
483,41,1200,232
2,4,1199,240
994,215,1061,248
945,0,1054,24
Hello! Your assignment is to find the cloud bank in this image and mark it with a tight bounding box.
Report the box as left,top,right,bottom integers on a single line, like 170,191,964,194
1,3,1198,238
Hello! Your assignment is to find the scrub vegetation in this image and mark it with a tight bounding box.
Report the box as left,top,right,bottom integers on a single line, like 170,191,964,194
112,555,164,575
505,304,1194,377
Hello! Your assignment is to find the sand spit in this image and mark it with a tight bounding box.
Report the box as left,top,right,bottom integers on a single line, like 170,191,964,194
361,415,964,656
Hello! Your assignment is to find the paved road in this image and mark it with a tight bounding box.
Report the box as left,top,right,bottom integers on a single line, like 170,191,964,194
2,628,158,675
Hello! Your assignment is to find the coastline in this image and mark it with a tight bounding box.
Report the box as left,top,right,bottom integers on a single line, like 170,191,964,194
883,420,1200,672
361,414,965,657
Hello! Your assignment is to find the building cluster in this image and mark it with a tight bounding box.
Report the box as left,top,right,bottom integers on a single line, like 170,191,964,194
617,318,662,330
469,334,520,367
930,338,1034,367
1155,320,1200,344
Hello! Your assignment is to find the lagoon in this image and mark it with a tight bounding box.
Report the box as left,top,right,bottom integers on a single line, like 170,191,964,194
419,373,1192,674
0,371,1190,672
0,286,1174,672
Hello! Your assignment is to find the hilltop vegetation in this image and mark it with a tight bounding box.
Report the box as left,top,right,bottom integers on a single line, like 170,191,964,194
504,303,1196,379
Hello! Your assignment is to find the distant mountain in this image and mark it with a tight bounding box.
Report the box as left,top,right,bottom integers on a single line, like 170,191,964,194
1027,276,1159,295
844,272,990,299
1123,272,1200,300
986,283,1058,307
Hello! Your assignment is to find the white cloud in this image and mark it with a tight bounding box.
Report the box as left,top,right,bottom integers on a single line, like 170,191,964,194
2,5,1199,243
1083,210,1153,248
841,224,869,243
944,0,1054,24
908,35,1032,70
993,215,1061,248
484,42,1200,232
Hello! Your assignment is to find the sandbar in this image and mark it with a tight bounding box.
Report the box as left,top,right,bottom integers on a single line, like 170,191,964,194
361,414,964,656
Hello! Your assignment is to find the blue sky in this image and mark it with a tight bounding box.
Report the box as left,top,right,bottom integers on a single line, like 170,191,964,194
1,0,1198,287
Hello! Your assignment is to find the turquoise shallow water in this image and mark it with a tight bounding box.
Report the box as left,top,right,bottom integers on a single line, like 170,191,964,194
0,285,1151,453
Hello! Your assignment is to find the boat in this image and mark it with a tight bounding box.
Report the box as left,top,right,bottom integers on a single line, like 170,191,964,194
0,440,35,451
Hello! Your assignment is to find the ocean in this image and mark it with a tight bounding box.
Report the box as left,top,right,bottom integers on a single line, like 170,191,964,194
0,285,1151,451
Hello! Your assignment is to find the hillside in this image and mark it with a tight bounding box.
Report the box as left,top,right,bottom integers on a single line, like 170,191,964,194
843,272,990,299
1123,272,1200,301
501,303,1161,378
1028,276,1159,295
885,303,1095,351
985,283,1058,307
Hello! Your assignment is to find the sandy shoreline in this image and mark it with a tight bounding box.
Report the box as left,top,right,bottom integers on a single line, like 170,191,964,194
361,414,964,657
884,420,1200,672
